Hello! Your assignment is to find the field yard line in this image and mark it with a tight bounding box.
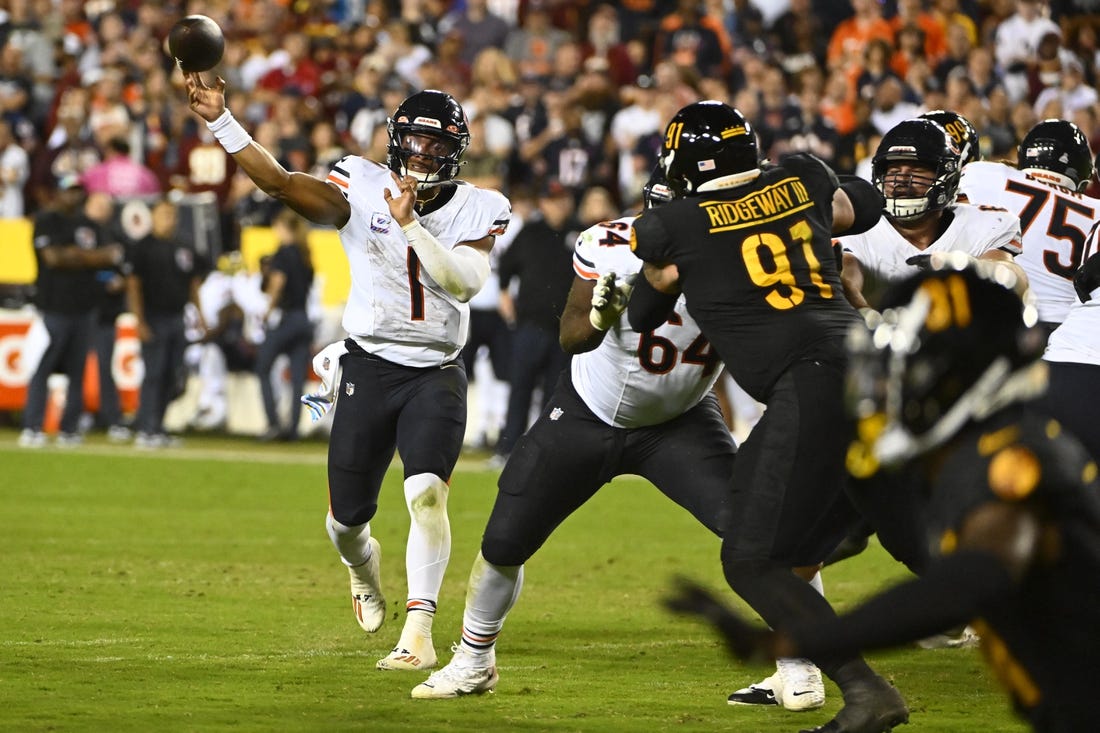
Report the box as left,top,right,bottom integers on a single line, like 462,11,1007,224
2,636,680,662
0,442,328,465
2,637,145,647
0,442,496,471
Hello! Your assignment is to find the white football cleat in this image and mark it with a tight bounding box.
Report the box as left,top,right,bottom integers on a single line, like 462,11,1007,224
728,658,826,711
106,425,133,443
17,429,47,448
776,657,825,711
348,537,386,633
55,431,83,448
917,624,980,649
377,631,437,671
410,646,497,699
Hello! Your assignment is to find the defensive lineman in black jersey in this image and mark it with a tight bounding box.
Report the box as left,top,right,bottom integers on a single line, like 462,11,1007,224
628,101,906,733
666,261,1100,733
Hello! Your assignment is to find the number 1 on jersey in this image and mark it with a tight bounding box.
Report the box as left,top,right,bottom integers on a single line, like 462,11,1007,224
407,246,425,320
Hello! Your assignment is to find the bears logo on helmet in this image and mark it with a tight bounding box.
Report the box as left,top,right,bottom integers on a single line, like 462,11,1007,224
1018,119,1095,192
642,164,674,209
387,90,471,187
872,119,962,221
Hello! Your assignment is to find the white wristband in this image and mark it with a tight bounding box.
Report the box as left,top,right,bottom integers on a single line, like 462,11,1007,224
206,109,252,154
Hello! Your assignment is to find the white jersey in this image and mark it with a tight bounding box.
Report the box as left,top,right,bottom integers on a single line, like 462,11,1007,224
467,210,522,312
570,216,724,429
837,203,1021,282
1045,225,1100,367
959,161,1100,324
327,156,511,366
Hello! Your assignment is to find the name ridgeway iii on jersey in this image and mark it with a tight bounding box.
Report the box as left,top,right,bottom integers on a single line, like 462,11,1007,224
702,178,812,231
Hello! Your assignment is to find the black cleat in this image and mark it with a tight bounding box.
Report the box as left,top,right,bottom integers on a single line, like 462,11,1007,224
727,680,778,706
799,675,908,733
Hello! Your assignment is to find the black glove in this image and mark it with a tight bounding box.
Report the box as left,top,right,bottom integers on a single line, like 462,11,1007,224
905,254,932,270
1074,251,1100,302
663,577,778,663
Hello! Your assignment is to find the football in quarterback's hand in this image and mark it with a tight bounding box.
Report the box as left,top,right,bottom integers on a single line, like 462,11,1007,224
168,15,225,72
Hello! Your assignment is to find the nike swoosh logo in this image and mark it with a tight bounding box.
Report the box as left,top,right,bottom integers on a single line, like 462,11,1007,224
791,690,817,696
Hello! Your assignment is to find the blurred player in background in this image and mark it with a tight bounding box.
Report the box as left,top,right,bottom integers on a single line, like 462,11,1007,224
255,208,316,442
666,261,1100,733
188,253,265,433
1040,224,1100,461
185,74,510,672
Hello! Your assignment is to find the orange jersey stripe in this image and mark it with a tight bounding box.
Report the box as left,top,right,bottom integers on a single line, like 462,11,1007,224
574,261,599,280
327,174,348,189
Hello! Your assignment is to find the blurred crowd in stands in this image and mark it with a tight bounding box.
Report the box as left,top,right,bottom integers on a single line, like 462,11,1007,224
3,0,1100,235
5,0,1100,444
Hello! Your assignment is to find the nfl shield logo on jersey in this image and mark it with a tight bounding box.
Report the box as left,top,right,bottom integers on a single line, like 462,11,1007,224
371,212,391,234
550,407,563,421
345,382,355,396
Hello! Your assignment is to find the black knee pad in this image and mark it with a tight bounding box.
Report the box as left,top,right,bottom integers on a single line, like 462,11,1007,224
332,501,377,528
481,533,530,567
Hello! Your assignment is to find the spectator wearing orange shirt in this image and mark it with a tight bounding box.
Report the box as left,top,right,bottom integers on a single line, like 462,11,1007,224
827,0,895,72
891,24,928,81
932,0,978,48
821,67,859,137
889,0,947,66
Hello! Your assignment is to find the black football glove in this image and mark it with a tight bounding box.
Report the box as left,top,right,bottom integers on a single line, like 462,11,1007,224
1074,251,1100,302
662,577,778,663
905,254,932,270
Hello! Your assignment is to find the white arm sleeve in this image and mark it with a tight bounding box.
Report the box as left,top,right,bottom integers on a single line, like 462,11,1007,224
401,220,491,302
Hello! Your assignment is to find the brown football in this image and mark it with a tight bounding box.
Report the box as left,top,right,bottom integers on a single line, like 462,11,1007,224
168,15,225,72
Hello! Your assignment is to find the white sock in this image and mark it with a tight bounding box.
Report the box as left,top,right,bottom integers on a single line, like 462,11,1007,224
771,570,825,676
491,380,509,437
809,570,824,596
460,553,524,657
403,473,451,604
325,512,373,567
401,608,435,640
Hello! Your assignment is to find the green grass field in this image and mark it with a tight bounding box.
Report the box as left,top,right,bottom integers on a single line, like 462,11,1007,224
0,429,1028,732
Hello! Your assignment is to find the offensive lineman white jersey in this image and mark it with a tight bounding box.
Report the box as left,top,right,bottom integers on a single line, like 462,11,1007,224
327,156,511,367
571,216,724,429
837,203,1022,281
1045,224,1100,367
959,161,1100,324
